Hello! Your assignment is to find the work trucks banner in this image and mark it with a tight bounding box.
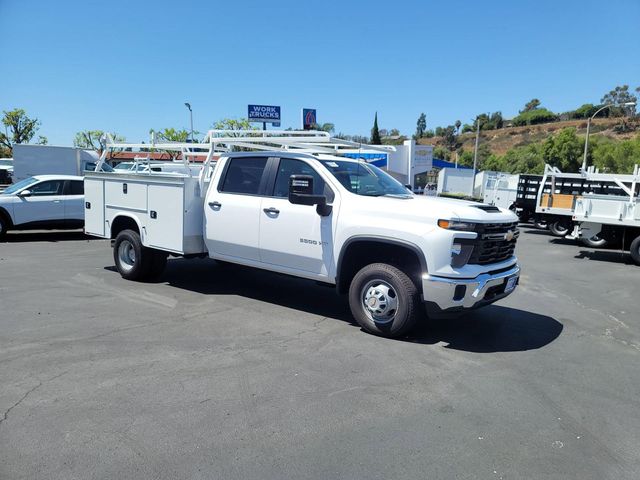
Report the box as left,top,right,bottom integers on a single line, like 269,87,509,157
248,105,281,123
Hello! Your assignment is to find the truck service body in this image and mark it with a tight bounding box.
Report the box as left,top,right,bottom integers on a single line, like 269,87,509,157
84,131,521,337
573,165,640,265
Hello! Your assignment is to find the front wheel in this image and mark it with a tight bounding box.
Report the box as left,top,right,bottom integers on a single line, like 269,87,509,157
348,263,420,338
0,216,7,240
630,236,640,266
113,229,152,281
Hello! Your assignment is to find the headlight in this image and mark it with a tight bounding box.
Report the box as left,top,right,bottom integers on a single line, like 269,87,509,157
438,219,477,231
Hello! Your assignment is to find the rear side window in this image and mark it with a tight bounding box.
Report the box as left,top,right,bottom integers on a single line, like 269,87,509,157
220,157,268,195
67,181,84,195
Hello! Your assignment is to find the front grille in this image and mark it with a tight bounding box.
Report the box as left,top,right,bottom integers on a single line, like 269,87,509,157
468,222,519,265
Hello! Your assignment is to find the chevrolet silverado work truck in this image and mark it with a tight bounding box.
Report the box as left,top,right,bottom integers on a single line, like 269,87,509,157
84,131,520,338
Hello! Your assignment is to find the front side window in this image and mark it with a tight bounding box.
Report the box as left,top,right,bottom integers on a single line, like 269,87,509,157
29,180,64,196
319,160,411,198
220,157,268,195
272,158,333,201
3,177,38,195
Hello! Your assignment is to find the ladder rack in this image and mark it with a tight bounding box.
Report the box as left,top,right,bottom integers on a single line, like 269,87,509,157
97,129,396,169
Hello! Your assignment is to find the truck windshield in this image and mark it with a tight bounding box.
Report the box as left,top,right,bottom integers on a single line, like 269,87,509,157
2,177,38,195
319,159,412,197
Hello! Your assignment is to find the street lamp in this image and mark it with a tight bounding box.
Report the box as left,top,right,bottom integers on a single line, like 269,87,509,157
184,102,194,142
471,116,481,197
582,101,636,172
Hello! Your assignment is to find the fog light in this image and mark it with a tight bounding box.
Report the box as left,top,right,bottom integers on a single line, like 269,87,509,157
453,285,466,301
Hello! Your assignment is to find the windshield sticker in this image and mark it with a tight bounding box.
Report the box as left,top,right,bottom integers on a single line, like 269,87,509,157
326,162,339,168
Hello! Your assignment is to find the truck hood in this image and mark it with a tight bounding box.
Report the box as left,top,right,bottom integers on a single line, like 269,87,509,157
352,194,518,224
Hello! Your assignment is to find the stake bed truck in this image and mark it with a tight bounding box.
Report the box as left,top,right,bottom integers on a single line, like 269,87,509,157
84,131,521,338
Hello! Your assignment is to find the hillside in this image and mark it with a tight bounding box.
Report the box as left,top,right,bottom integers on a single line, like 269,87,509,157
417,117,639,156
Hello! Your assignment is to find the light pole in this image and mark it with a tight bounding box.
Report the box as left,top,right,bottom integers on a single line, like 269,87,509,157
184,102,194,142
471,117,481,197
582,101,636,172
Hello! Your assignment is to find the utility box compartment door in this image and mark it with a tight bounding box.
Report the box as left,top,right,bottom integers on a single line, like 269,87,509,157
105,180,148,211
84,177,105,236
146,183,184,252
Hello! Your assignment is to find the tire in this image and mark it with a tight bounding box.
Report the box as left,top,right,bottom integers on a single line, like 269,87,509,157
549,220,570,237
0,215,7,240
147,250,168,279
113,229,152,281
348,263,420,338
533,219,548,230
630,236,640,266
581,235,608,248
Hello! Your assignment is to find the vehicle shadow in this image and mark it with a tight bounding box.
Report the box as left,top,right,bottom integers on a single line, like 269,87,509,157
3,230,97,243
159,258,357,325
408,305,563,353
574,249,633,265
130,257,563,353
521,228,552,236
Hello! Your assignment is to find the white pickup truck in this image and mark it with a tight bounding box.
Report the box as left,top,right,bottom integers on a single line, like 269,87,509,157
85,132,520,338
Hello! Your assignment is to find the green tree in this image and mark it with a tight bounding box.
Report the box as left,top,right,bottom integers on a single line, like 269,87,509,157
601,85,638,117
371,112,381,145
310,122,335,133
571,103,600,119
415,113,426,138
0,108,47,155
432,146,450,161
74,130,125,150
390,128,400,136
522,98,541,112
441,125,460,152
512,108,557,126
150,128,191,142
454,120,461,133
213,118,255,131
541,127,583,171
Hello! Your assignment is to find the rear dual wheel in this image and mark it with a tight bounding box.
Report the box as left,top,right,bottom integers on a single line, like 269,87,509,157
549,220,570,237
113,229,167,281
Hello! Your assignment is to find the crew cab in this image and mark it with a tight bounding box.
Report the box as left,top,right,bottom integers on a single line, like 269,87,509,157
0,175,85,239
85,141,521,338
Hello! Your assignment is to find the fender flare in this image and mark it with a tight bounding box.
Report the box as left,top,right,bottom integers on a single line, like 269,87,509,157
335,235,428,292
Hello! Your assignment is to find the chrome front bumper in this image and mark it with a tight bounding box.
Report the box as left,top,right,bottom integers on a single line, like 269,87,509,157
422,264,520,317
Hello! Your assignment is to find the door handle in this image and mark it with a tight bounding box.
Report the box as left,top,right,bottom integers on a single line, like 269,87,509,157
53,200,61,203
263,207,280,215
208,201,222,209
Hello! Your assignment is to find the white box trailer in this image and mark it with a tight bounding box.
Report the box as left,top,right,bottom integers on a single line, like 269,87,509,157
437,168,474,196
474,171,518,209
12,144,102,182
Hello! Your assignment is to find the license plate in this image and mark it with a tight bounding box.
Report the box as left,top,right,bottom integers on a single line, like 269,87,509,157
505,276,518,293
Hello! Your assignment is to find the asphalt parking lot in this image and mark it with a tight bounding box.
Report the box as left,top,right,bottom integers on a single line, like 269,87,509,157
1,227,639,479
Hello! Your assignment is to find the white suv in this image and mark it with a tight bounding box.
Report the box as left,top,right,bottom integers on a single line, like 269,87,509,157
0,175,85,239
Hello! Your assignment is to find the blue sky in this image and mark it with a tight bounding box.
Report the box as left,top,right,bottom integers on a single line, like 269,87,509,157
1,0,639,146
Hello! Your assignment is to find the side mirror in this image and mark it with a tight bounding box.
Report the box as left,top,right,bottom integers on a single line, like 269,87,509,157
18,189,32,197
288,174,332,216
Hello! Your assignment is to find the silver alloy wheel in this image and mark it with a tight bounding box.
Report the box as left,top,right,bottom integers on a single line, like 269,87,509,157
118,239,136,272
361,280,399,324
